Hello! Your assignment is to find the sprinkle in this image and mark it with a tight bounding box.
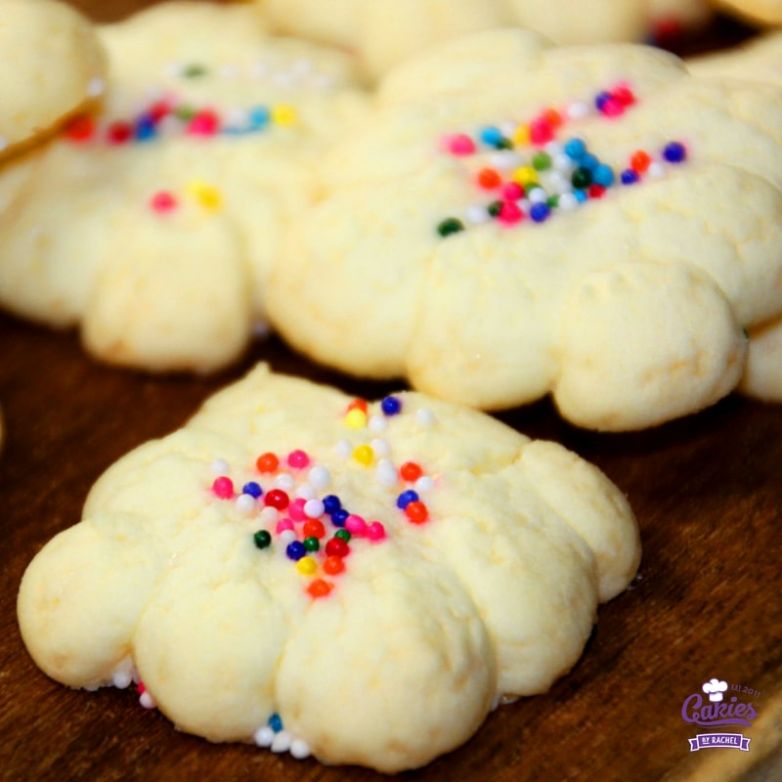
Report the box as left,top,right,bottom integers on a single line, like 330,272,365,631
465,205,490,225
304,498,325,518
249,106,271,129
663,141,687,164
353,445,374,466
502,182,524,201
107,121,132,144
268,714,284,732
648,162,666,178
259,507,279,525
187,180,222,212
88,77,105,97
296,556,317,575
367,521,386,541
182,63,208,79
322,495,341,514
345,408,368,429
334,529,351,542
295,484,316,501
287,449,310,469
477,168,502,190
498,201,524,225
368,414,387,433
415,476,435,493
139,691,156,710
308,466,331,489
325,537,349,558
345,515,368,537
566,101,590,121
303,520,326,539
621,169,639,185
445,133,476,156
289,498,307,521
400,462,423,482
376,459,399,487
405,501,429,524
307,579,333,599
290,740,311,760
323,555,345,575
437,218,464,238
279,530,297,545
276,519,294,533
149,191,178,214
64,114,95,142
271,731,292,753
235,494,256,515
286,541,306,561
303,536,319,553
112,670,132,689
271,104,297,126
370,438,390,458
187,109,220,136
265,489,290,510
331,509,349,527
335,439,352,458
254,530,272,549
381,396,402,416
416,408,435,427
631,150,652,173
396,490,419,509
212,476,234,499
254,727,274,747
211,458,229,474
274,474,295,491
256,452,279,473
479,126,504,147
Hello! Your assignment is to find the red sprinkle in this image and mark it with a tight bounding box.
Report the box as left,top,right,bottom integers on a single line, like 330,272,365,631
64,114,95,142
187,109,219,136
589,185,607,199
477,168,502,190
405,501,429,524
264,489,290,510
400,462,423,482
107,121,132,144
325,538,349,558
307,579,333,599
346,399,368,414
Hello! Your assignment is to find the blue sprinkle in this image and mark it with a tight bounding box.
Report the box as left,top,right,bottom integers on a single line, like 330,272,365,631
242,481,262,498
381,396,402,416
581,153,600,172
323,495,342,514
331,508,349,527
593,164,615,188
621,169,639,185
595,91,612,112
663,141,687,164
268,714,283,733
574,189,588,203
396,490,419,510
286,541,306,561
479,126,503,147
134,115,157,142
564,138,587,160
249,106,270,129
530,203,550,223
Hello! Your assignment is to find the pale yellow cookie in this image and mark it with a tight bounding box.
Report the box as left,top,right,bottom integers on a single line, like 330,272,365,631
18,364,640,772
0,2,367,374
268,30,782,431
0,0,106,159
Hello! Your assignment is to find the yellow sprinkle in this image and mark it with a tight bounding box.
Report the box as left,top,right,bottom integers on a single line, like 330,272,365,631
353,444,374,467
512,124,530,146
271,104,297,126
345,409,367,430
187,180,223,212
512,166,539,187
296,556,317,576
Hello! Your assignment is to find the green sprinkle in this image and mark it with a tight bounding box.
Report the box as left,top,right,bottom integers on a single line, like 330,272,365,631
174,105,196,121
532,152,552,171
496,138,513,150
253,530,272,550
571,167,592,189
183,63,208,79
335,529,351,542
488,200,502,218
303,536,319,552
437,218,464,238
547,195,559,209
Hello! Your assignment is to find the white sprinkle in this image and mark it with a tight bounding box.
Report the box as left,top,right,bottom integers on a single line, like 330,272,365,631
259,506,279,526
488,151,522,171
295,484,316,501
84,684,99,692
376,459,398,487
140,692,156,709
416,408,435,427
163,62,182,79
304,499,325,519
368,415,387,434
308,466,331,490
274,474,295,491
528,188,547,204
87,77,105,97
648,162,665,179
553,153,573,172
218,64,239,79
156,115,180,138
112,670,132,689
279,530,297,545
499,121,516,137
567,101,590,120
545,172,570,195
465,205,490,225
235,494,256,515
335,439,352,458
211,459,229,475
520,198,531,212
559,192,578,211
415,476,434,494
254,726,275,747
370,438,390,458
271,731,292,753
290,739,311,759
545,141,563,156
225,107,248,127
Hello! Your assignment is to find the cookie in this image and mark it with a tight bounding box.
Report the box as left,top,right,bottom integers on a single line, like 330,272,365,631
258,0,710,80
268,30,782,431
0,2,366,373
18,364,640,773
711,0,782,26
690,33,782,403
0,0,106,159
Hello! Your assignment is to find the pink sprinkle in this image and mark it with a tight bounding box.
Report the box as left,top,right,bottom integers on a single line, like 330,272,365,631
212,476,234,499
188,109,219,136
287,449,310,469
345,515,368,537
444,133,476,156
612,84,636,107
601,98,624,118
367,522,386,542
502,182,524,201
150,191,178,214
136,681,146,695
529,118,553,146
498,201,524,225
289,498,307,522
276,519,294,533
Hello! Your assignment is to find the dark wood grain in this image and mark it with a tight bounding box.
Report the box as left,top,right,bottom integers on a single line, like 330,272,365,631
1,3,781,780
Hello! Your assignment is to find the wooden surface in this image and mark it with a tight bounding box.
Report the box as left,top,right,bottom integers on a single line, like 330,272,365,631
1,2,781,780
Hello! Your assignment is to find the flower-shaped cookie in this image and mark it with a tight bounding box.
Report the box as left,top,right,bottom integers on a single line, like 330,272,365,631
690,33,782,403
18,364,640,772
258,0,710,81
0,0,106,159
712,0,782,25
0,2,366,373
268,30,782,431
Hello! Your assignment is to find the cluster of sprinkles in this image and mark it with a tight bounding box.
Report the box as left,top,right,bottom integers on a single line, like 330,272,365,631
148,180,223,215
436,81,689,237
208,394,436,601
204,393,437,762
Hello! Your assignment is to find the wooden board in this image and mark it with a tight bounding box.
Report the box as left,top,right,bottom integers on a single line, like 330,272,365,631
1,3,781,780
